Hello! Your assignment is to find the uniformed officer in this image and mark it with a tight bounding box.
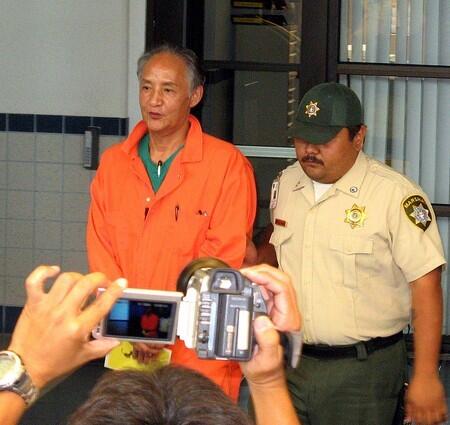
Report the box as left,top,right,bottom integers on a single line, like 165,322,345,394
268,82,447,425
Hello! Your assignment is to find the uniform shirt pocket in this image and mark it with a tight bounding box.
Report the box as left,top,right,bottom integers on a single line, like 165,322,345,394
329,234,374,288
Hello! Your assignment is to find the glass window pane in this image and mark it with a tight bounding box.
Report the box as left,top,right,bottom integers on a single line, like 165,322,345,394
339,75,450,205
204,0,301,64
202,70,299,147
340,0,450,66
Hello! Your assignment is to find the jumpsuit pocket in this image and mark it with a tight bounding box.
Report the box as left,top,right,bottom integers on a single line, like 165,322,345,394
175,211,210,256
329,234,373,288
269,226,294,266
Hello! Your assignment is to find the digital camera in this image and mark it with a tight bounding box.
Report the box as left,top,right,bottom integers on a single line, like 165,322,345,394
92,258,268,361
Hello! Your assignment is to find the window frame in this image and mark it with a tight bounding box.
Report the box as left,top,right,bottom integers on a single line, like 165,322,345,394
146,0,449,215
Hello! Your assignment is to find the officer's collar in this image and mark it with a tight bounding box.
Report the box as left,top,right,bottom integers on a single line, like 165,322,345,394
334,151,368,197
294,151,368,198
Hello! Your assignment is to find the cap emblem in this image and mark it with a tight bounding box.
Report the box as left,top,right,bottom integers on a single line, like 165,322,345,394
344,204,367,229
305,100,320,118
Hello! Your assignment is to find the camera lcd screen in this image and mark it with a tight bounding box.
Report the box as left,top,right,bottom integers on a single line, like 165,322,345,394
104,298,177,342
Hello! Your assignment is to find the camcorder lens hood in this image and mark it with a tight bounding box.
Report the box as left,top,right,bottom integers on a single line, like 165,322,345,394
176,257,229,294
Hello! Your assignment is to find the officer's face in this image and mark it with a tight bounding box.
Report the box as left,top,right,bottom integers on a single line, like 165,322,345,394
294,127,365,184
139,52,203,138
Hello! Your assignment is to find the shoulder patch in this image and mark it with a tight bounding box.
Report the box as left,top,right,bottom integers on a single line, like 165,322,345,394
402,195,432,231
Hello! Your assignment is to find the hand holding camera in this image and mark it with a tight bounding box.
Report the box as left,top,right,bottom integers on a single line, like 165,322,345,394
8,267,127,390
93,258,302,363
0,261,302,425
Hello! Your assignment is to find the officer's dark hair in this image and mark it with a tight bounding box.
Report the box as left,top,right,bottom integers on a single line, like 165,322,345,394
136,43,205,93
347,124,363,141
68,366,250,425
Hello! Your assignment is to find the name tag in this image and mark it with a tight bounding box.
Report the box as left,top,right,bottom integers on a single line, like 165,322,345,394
275,218,287,227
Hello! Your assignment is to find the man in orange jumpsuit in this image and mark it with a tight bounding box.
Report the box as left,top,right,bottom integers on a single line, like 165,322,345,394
86,43,256,400
140,307,159,338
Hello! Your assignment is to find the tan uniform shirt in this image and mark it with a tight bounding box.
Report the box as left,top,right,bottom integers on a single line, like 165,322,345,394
270,152,446,345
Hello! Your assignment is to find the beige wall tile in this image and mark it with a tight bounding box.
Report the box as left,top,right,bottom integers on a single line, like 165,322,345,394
36,133,64,163
7,162,35,191
62,250,88,274
62,222,86,251
6,220,33,248
36,163,63,191
35,192,62,221
63,164,92,193
63,134,83,164
7,132,35,161
5,248,33,278
35,221,62,250
63,193,90,222
6,191,34,219
0,190,6,219
33,249,62,269
0,133,6,161
5,276,27,305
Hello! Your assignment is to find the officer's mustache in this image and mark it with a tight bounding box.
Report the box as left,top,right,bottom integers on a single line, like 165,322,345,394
301,155,324,165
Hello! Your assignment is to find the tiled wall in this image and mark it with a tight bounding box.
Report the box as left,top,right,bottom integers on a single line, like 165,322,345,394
0,113,128,332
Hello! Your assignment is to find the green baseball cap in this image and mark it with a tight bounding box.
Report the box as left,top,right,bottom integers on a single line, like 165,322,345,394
288,82,363,144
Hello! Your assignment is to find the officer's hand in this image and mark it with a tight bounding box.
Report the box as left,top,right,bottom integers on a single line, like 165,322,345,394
8,266,126,389
131,342,165,364
239,315,284,387
405,373,448,425
240,264,301,333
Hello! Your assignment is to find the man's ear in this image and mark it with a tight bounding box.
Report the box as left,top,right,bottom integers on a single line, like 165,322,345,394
353,125,367,151
189,85,204,108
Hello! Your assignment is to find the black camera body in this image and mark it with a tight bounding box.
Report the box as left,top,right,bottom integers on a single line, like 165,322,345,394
93,258,268,362
179,265,267,361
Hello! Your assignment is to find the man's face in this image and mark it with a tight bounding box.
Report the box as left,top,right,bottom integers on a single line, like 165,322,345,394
294,127,365,184
139,52,203,137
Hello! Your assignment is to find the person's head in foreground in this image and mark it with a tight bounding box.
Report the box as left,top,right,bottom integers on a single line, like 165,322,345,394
68,366,250,425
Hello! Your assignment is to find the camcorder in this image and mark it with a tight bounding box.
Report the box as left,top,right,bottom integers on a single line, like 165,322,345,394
93,258,268,361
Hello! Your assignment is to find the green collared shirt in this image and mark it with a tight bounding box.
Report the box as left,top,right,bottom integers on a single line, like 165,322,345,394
138,134,183,192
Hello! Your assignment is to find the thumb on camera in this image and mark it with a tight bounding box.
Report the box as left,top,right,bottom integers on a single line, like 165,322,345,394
253,315,279,349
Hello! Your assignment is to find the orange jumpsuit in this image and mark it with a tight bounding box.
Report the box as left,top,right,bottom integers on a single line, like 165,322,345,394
87,115,257,400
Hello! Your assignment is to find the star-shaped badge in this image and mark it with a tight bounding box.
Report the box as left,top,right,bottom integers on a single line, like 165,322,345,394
344,204,367,229
305,100,320,118
410,203,431,227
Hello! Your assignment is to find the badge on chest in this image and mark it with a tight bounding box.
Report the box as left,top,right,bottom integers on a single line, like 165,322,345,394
344,204,367,229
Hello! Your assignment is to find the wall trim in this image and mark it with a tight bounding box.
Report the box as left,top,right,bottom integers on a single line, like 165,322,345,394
0,113,128,136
